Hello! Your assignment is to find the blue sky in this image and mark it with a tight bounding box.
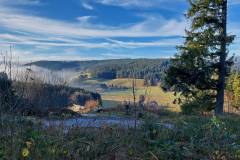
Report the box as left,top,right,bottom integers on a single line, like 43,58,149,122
0,0,239,61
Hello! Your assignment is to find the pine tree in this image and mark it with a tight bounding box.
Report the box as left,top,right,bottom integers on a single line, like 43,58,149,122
164,0,235,114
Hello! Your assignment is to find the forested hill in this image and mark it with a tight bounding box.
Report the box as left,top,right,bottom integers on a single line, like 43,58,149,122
91,59,169,85
25,59,169,71
25,59,170,85
25,60,103,70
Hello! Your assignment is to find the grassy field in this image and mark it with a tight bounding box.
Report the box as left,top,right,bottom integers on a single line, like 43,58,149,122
73,78,179,111
80,78,144,87
102,86,179,111
106,78,145,87
100,78,179,111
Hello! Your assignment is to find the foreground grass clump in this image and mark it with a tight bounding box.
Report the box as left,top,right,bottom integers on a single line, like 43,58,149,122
1,114,240,159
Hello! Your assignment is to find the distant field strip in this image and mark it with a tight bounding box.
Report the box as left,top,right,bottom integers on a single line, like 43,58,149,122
102,86,180,111
107,78,145,87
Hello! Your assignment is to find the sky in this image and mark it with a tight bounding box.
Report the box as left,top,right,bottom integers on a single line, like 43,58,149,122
0,0,239,62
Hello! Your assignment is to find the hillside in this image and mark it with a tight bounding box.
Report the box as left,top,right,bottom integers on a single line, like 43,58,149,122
25,59,169,70
26,59,170,85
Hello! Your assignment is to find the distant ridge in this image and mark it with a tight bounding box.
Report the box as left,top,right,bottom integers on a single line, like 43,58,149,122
25,58,170,71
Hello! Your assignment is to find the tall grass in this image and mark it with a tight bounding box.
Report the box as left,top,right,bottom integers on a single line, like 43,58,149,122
1,114,240,159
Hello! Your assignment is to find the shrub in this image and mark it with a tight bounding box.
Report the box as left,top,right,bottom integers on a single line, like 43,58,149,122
69,91,87,106
85,100,99,109
0,72,15,111
12,81,102,115
181,91,215,114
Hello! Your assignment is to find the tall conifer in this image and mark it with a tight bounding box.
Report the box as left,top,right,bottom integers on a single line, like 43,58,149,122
164,0,235,114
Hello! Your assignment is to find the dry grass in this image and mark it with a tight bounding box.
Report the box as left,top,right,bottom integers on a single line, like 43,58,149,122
67,100,99,114
107,78,145,88
102,86,180,112
71,78,180,112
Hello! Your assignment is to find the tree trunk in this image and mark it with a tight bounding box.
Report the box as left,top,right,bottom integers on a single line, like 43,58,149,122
215,0,227,115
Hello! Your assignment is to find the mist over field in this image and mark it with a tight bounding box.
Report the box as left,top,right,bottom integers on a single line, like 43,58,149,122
0,61,79,85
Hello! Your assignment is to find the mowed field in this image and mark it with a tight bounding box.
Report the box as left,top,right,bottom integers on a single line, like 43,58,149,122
101,78,180,112
107,78,145,88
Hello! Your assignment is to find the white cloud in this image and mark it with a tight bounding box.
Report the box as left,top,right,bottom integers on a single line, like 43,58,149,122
0,8,186,38
96,0,183,8
97,0,153,8
77,16,93,22
3,0,239,61
101,52,141,59
106,38,182,48
0,33,182,49
0,0,188,59
0,3,186,55
0,46,99,62
0,0,41,6
82,2,94,10
97,0,240,8
76,16,96,25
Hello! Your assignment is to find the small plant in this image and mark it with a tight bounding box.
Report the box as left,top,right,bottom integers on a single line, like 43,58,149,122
0,72,16,112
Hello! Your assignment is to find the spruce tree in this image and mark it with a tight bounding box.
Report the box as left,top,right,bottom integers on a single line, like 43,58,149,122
164,0,235,114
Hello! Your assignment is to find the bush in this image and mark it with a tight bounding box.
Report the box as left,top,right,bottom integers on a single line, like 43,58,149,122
12,81,102,115
69,91,87,106
0,72,16,111
181,91,215,114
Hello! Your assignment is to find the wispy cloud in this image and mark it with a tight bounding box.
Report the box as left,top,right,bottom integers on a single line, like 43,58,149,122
0,33,182,49
82,2,94,10
0,0,238,61
76,16,96,25
106,38,182,48
0,45,100,62
101,52,141,59
0,8,186,38
0,3,186,53
97,0,153,8
96,0,183,9
0,0,187,61
97,0,239,8
0,0,41,6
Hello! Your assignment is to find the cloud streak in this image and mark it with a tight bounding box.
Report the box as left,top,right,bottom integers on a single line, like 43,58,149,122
0,0,41,6
82,2,94,10
0,9,186,38
96,0,184,8
0,33,182,49
0,2,186,57
97,0,240,8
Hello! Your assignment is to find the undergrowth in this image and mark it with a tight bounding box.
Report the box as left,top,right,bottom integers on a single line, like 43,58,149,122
1,114,240,159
